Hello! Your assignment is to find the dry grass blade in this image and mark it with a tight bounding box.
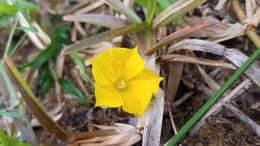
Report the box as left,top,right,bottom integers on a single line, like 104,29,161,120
191,79,252,134
168,39,227,55
245,0,260,26
63,14,126,29
146,21,212,55
74,0,104,14
153,0,206,27
104,0,141,23
225,49,260,87
69,123,141,146
65,23,147,53
165,63,184,107
31,103,64,127
185,17,245,42
215,0,228,10
196,65,220,91
3,56,70,141
138,89,164,146
159,54,236,69
224,103,260,136
168,39,260,87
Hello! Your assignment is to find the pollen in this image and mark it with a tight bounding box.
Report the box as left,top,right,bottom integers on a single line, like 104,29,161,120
116,80,127,90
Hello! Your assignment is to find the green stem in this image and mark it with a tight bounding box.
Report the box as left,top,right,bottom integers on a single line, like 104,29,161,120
167,47,260,146
4,19,18,57
146,0,157,27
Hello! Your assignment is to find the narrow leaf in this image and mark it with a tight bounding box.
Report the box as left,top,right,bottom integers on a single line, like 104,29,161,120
146,0,157,26
0,1,18,15
104,0,141,23
65,23,147,53
146,21,211,55
4,56,70,141
36,62,54,96
69,52,90,82
20,26,70,71
153,0,206,27
63,14,126,29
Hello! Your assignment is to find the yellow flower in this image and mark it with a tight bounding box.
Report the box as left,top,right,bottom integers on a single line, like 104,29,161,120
89,47,163,116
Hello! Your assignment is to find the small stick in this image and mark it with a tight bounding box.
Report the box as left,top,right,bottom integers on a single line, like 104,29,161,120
172,92,194,109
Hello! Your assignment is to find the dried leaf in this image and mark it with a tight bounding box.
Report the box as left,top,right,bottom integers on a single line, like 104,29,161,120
159,54,236,69
104,0,141,23
70,123,141,146
168,39,226,55
185,17,245,42
153,0,206,27
63,14,126,29
146,21,212,55
65,23,147,53
225,49,260,87
4,57,70,141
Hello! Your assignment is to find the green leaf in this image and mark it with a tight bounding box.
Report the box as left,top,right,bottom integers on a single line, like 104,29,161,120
36,62,54,96
17,26,37,33
0,0,18,15
69,52,90,82
0,128,31,146
0,129,9,146
0,0,38,18
0,16,15,28
0,111,19,118
16,0,38,13
59,79,89,106
19,25,70,71
146,0,157,26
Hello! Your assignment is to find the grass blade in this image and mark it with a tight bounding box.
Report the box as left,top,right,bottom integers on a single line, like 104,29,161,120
20,26,69,72
69,51,90,82
36,62,54,96
167,48,260,145
4,56,70,141
153,0,205,27
63,14,126,29
157,0,171,8
4,19,18,57
65,23,148,53
104,0,141,23
146,0,157,26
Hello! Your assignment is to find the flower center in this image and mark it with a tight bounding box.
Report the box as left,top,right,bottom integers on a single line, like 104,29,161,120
116,80,127,90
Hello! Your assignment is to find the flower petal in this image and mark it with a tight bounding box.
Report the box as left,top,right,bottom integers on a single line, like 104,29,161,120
95,85,123,107
121,47,145,81
89,48,132,85
121,81,153,116
130,68,163,93
121,69,162,116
